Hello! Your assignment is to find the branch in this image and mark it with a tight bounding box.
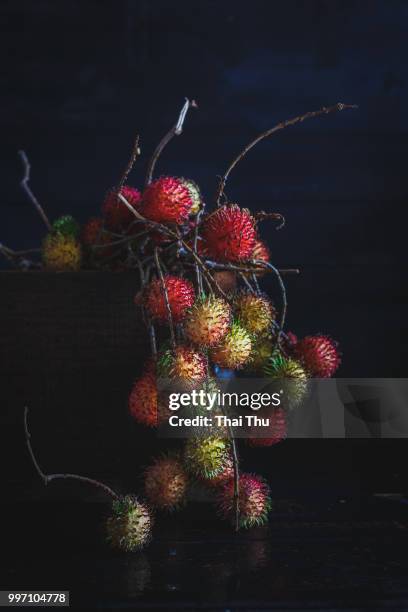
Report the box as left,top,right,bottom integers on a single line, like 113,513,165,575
154,247,176,350
24,407,119,500
18,151,52,231
255,211,285,230
118,134,141,192
216,102,358,205
252,259,287,333
145,98,197,186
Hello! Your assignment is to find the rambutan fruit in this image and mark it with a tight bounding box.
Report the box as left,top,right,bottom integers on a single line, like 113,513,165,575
157,345,207,387
42,234,81,271
181,178,202,215
251,239,270,265
184,436,231,480
247,407,287,447
201,205,257,263
202,455,234,488
234,292,276,336
52,215,80,238
210,321,252,370
143,275,195,324
129,372,163,427
106,495,152,551
184,296,231,348
144,455,188,511
81,217,113,259
264,353,308,410
102,185,142,231
213,271,237,294
293,335,341,378
217,473,271,528
246,335,274,373
142,176,193,224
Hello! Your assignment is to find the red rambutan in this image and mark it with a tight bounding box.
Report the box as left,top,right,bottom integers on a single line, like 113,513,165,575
247,407,287,447
129,372,162,427
143,275,195,323
102,185,142,231
251,239,270,265
217,473,272,528
142,176,193,224
81,217,113,258
144,455,188,511
201,205,257,262
293,335,340,378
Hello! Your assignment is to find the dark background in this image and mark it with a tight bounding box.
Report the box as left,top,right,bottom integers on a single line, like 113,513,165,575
1,1,407,608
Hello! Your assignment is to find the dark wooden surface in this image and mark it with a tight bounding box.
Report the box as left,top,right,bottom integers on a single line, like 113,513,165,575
2,498,408,610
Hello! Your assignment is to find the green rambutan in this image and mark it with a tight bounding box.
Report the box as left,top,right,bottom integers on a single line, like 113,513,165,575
264,353,308,410
52,215,80,238
184,296,231,348
184,436,231,480
246,335,274,373
217,473,271,528
106,495,152,551
144,455,188,511
210,321,252,369
234,292,276,335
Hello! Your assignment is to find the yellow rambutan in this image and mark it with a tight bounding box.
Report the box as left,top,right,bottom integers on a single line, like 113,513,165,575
234,292,276,336
184,296,231,348
184,436,231,480
210,321,252,370
42,234,82,271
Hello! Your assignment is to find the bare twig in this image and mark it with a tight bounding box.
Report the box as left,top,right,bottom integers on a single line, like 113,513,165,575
24,407,119,500
145,98,197,186
118,134,141,192
253,259,287,332
216,102,358,205
193,209,204,294
154,247,176,350
18,151,52,231
255,211,285,230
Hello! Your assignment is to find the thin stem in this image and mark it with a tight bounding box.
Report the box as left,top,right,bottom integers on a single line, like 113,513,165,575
24,407,119,500
18,150,52,231
118,134,140,192
253,259,287,332
193,209,204,294
216,102,358,205
145,98,197,186
154,247,176,350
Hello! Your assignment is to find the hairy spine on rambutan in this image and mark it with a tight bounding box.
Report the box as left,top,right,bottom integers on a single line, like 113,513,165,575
234,292,276,336
293,335,341,378
184,296,231,348
144,455,188,511
143,275,195,324
217,473,272,528
201,205,257,262
106,495,152,551
210,320,252,369
52,215,80,238
142,176,193,224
